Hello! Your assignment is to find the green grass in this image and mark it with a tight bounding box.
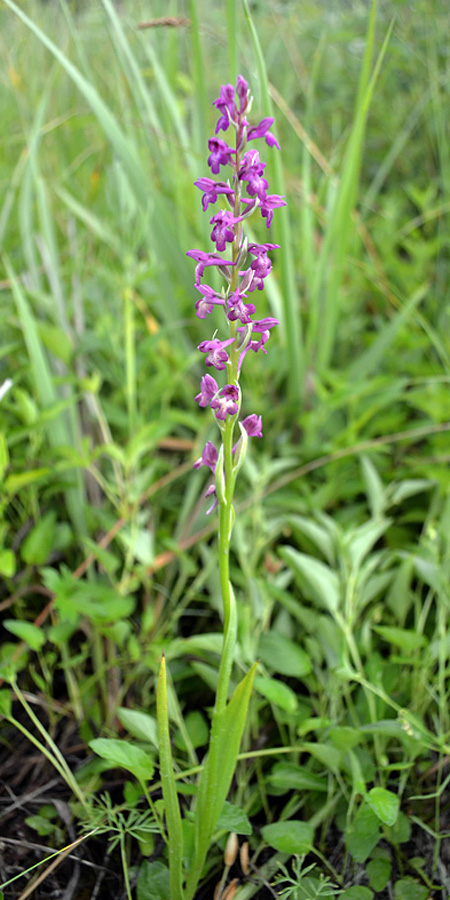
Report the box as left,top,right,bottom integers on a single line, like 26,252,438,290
0,0,449,898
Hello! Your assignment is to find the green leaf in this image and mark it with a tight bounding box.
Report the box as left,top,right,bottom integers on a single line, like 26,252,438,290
346,518,390,570
217,801,252,835
261,819,314,855
346,806,381,863
341,888,373,900
117,708,158,748
302,742,341,775
366,787,399,825
280,546,340,612
0,689,12,718
268,763,328,794
384,811,411,845
156,656,184,900
3,620,45,652
366,858,391,891
254,675,298,713
137,860,170,900
0,549,16,578
188,665,256,898
89,738,154,783
175,710,208,751
21,511,57,565
360,455,386,518
393,877,429,900
372,626,427,654
258,633,312,678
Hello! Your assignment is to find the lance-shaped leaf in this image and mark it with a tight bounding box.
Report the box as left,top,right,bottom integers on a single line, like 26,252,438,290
186,664,256,900
156,655,184,900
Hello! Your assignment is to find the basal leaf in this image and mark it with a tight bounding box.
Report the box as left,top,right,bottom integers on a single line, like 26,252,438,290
262,819,314,855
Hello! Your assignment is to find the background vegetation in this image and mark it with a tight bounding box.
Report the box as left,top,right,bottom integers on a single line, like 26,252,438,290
0,0,449,898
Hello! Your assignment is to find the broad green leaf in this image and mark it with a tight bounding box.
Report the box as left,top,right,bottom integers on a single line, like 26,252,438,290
302,742,341,775
262,819,314,855
346,806,380,863
372,626,427,654
3,620,45,652
117,708,158,748
346,519,390,570
269,763,328,794
341,888,373,900
258,633,312,678
21,511,57,565
0,550,15,578
280,546,340,612
0,689,12,718
366,858,391,892
360,455,386,518
393,878,429,900
254,675,298,713
384,811,411,845
4,468,51,494
89,738,154,783
156,656,184,900
217,801,252,835
137,860,170,900
366,787,399,826
174,710,208,751
389,479,433,506
287,515,335,565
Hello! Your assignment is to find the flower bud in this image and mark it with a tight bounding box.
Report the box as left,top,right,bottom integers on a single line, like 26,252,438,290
224,831,239,866
222,879,239,900
240,841,250,875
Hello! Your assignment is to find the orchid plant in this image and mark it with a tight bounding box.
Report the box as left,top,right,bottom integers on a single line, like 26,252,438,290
156,75,285,900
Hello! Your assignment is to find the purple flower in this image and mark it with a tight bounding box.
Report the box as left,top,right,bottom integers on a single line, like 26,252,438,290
213,83,236,133
260,193,287,228
198,337,235,370
242,414,263,437
227,289,255,323
247,243,280,290
236,75,249,113
186,249,235,285
207,138,235,174
211,384,239,421
194,284,225,318
193,440,218,473
247,117,280,150
195,374,218,407
210,210,237,251
243,169,269,201
204,482,218,515
239,149,265,177
194,177,234,211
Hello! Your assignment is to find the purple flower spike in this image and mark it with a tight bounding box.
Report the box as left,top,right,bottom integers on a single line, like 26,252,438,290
207,138,235,174
242,414,263,437
198,337,235,370
195,373,218,407
194,177,234,211
210,210,237,251
211,384,239,421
